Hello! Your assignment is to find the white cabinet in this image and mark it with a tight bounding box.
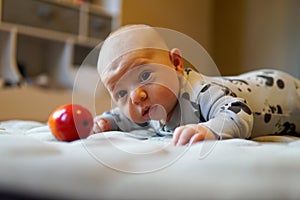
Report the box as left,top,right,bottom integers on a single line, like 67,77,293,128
0,0,112,88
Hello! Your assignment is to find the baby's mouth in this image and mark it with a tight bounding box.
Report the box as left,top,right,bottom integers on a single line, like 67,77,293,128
141,105,168,121
142,106,150,117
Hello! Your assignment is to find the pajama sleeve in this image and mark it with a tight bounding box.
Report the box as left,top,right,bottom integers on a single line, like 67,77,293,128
94,107,145,132
196,83,254,139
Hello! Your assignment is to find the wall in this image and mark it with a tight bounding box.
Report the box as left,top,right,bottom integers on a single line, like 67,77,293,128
212,0,247,75
121,0,214,57
242,0,300,78
120,0,300,77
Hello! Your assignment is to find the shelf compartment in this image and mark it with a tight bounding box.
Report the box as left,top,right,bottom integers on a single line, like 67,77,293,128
2,0,79,35
0,28,21,84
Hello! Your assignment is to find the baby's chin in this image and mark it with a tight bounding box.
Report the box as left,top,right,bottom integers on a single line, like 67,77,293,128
131,117,150,124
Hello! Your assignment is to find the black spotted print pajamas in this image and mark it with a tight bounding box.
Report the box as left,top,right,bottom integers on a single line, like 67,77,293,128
96,69,300,139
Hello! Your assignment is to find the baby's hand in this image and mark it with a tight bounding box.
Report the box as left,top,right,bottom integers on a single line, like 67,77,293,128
173,124,217,146
92,118,112,134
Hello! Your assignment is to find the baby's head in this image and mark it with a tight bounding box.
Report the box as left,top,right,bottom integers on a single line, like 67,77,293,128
97,24,184,123
98,24,183,84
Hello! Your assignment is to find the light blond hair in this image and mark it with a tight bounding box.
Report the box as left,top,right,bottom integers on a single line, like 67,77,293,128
97,24,169,80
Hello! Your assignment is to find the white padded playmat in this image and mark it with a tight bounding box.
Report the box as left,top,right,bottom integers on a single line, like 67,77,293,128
1,120,300,199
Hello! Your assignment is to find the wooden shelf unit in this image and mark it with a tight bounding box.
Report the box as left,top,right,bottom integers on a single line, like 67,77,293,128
0,0,112,88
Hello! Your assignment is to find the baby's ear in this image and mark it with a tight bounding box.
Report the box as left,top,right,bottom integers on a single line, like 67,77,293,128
169,48,184,75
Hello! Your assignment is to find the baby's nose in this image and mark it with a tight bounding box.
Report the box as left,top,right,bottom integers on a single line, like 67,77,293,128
131,88,147,104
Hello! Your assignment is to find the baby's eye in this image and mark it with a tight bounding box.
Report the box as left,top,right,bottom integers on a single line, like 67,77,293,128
140,71,151,82
117,90,127,98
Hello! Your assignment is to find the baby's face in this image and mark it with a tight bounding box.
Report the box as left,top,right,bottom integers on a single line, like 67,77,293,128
102,50,181,123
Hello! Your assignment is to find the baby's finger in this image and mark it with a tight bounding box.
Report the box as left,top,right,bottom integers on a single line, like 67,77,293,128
92,121,102,133
173,126,187,145
189,132,205,145
177,127,198,145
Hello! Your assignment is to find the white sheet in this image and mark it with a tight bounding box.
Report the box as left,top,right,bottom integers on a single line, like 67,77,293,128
1,120,300,199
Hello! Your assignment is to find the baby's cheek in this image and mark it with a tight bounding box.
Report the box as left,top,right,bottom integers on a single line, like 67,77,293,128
125,104,138,120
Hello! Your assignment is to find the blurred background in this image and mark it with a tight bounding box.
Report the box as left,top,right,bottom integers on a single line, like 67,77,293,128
118,0,300,77
0,0,299,121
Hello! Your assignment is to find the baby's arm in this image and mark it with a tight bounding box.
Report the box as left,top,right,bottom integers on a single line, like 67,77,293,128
92,108,123,134
173,83,254,145
93,118,112,133
93,107,145,134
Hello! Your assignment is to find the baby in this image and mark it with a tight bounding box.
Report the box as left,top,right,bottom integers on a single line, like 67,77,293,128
93,24,300,145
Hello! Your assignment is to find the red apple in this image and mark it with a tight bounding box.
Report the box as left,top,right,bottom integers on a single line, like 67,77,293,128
48,104,93,142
